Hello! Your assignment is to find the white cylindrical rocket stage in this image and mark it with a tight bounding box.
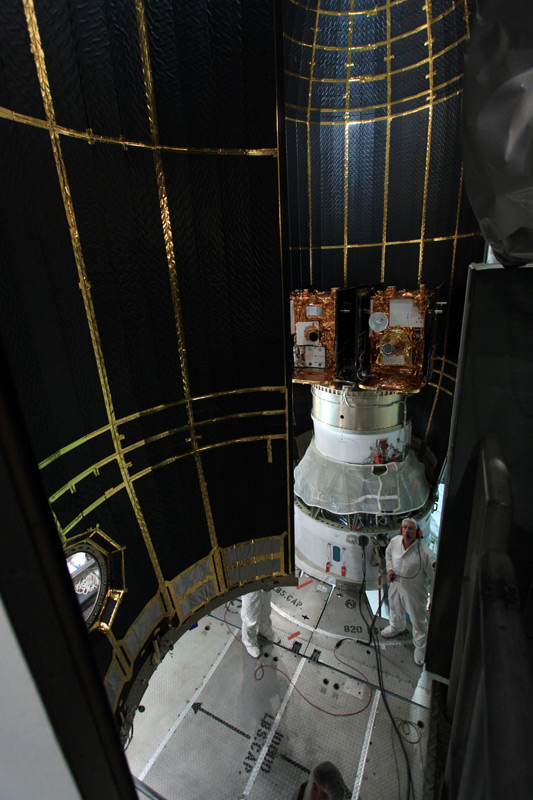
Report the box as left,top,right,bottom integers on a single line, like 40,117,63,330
294,386,433,588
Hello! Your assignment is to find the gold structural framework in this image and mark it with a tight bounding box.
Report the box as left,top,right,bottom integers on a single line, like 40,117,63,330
285,0,474,285
41,388,289,540
15,0,293,672
284,0,483,445
105,534,289,712
0,105,277,157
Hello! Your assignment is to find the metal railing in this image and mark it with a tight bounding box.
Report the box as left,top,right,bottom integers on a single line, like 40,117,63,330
133,776,168,800
442,437,533,799
446,436,513,715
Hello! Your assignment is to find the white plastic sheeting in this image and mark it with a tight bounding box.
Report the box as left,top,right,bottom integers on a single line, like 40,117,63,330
294,438,429,515
312,414,410,464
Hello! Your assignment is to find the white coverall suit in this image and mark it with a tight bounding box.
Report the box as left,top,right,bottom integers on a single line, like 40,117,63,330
385,535,435,650
240,590,276,650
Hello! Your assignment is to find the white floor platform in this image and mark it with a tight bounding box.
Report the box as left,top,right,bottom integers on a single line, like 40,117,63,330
126,573,432,800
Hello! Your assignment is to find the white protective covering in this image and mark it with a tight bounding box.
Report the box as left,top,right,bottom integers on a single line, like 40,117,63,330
240,591,275,649
385,534,436,650
312,414,410,463
294,438,429,515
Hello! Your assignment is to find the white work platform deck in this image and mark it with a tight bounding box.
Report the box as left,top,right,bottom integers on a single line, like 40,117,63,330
126,573,432,800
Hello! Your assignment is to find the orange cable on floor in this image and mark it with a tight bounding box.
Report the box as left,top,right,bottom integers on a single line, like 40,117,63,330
223,603,373,717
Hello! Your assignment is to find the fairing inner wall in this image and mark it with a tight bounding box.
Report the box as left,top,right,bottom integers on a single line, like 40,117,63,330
0,0,293,719
283,0,485,479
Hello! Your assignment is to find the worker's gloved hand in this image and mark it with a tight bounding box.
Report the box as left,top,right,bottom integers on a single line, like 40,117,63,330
387,569,396,582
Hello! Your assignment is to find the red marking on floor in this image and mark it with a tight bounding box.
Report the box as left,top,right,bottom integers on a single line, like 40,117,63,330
297,580,313,589
288,632,301,640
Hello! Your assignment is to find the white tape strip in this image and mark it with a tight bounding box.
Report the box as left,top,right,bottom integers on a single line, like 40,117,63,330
352,688,381,800
138,634,234,781
242,658,306,798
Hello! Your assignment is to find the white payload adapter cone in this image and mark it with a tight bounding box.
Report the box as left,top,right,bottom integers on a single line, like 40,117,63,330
294,386,432,588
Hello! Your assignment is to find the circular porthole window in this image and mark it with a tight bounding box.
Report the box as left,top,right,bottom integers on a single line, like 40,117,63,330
66,544,108,627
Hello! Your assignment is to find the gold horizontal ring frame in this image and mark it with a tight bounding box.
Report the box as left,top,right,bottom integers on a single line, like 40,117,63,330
431,368,456,383
232,570,285,586
289,231,480,251
285,58,463,84
0,106,276,156
174,573,214,607
285,37,466,78
38,385,286,469
287,87,462,126
284,0,464,50
223,534,287,579
427,382,454,398
228,552,283,571
223,536,283,559
58,434,288,538
289,0,412,17
433,357,458,368
285,73,462,116
48,408,287,503
120,596,173,668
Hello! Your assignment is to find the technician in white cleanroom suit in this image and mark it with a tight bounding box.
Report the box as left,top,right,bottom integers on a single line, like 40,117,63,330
240,590,281,658
381,517,436,666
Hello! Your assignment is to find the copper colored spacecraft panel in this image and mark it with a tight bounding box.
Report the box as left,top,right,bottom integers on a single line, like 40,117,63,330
291,289,338,384
362,286,434,394
291,286,435,394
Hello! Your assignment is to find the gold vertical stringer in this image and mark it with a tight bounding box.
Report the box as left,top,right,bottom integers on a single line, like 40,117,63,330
418,0,435,285
463,0,471,39
342,2,355,287
306,3,321,286
380,0,393,284
22,0,166,589
275,53,293,573
423,165,463,446
283,387,291,571
134,0,226,593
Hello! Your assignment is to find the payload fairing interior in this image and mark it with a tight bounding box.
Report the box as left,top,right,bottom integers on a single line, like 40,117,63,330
1,0,532,798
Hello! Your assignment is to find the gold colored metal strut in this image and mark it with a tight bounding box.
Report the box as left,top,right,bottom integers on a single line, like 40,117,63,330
306,2,322,286
381,0,393,283
22,0,166,586
418,0,436,285
343,2,355,287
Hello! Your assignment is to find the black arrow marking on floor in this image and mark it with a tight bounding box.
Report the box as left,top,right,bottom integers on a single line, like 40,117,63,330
192,703,251,739
280,755,351,798
279,753,310,774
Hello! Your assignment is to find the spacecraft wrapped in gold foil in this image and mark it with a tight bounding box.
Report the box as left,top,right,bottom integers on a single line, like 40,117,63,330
362,286,435,393
291,289,338,384
291,285,438,393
